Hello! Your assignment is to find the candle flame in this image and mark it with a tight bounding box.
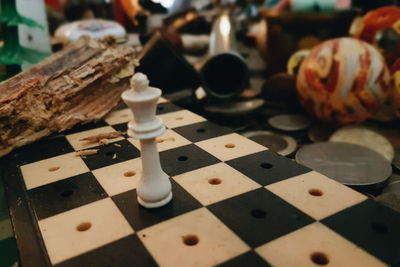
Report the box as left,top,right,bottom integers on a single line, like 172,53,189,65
219,15,231,37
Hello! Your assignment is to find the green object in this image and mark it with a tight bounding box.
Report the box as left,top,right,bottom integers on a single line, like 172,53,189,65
290,0,315,12
0,27,49,65
0,0,43,29
291,0,337,12
315,0,336,11
0,0,50,78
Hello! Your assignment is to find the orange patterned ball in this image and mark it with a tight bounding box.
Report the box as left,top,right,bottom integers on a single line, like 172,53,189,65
296,38,391,125
351,6,400,68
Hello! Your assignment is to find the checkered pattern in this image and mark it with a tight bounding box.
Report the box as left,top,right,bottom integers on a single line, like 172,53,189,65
2,98,400,267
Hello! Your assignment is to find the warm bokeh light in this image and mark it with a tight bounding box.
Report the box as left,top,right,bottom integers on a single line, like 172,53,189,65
219,15,231,36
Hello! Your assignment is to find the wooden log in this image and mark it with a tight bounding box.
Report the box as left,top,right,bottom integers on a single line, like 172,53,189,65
0,36,138,157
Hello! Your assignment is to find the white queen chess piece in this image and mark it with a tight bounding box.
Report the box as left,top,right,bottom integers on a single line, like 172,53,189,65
121,73,172,208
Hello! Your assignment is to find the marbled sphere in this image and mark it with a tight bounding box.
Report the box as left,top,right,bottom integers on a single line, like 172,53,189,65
296,38,391,125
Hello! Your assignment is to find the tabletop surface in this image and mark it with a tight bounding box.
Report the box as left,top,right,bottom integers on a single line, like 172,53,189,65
1,97,399,267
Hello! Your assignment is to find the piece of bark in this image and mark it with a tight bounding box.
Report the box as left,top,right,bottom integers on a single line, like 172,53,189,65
0,36,137,157
79,131,126,143
75,149,99,156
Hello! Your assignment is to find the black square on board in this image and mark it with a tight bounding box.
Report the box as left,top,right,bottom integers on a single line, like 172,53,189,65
5,135,74,165
208,188,314,247
322,199,400,266
217,251,271,267
112,180,202,231
173,121,232,143
156,102,183,115
111,122,128,133
28,172,107,220
159,144,220,176
63,121,109,135
55,234,157,267
226,150,310,186
82,139,140,170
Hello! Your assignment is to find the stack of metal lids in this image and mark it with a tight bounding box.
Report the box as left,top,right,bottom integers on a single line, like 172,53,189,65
297,126,394,187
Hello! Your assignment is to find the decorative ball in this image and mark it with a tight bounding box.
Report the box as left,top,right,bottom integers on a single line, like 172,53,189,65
287,49,310,76
351,6,400,68
296,38,391,125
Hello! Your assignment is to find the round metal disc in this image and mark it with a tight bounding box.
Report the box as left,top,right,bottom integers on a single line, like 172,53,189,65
329,126,394,162
308,124,335,142
295,142,392,186
393,148,400,172
268,114,311,131
243,131,297,156
204,99,264,116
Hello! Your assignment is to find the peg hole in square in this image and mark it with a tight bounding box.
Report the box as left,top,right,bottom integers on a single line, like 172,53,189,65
77,222,92,232
308,189,324,197
251,209,266,219
124,171,136,177
178,156,188,161
260,163,273,169
48,166,60,172
225,143,235,148
182,234,199,246
106,151,116,157
208,178,222,185
310,252,329,265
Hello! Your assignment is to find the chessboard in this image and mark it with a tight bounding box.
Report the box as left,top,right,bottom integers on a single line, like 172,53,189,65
1,97,399,267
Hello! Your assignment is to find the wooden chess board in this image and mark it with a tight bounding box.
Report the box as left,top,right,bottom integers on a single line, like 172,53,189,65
1,98,399,267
